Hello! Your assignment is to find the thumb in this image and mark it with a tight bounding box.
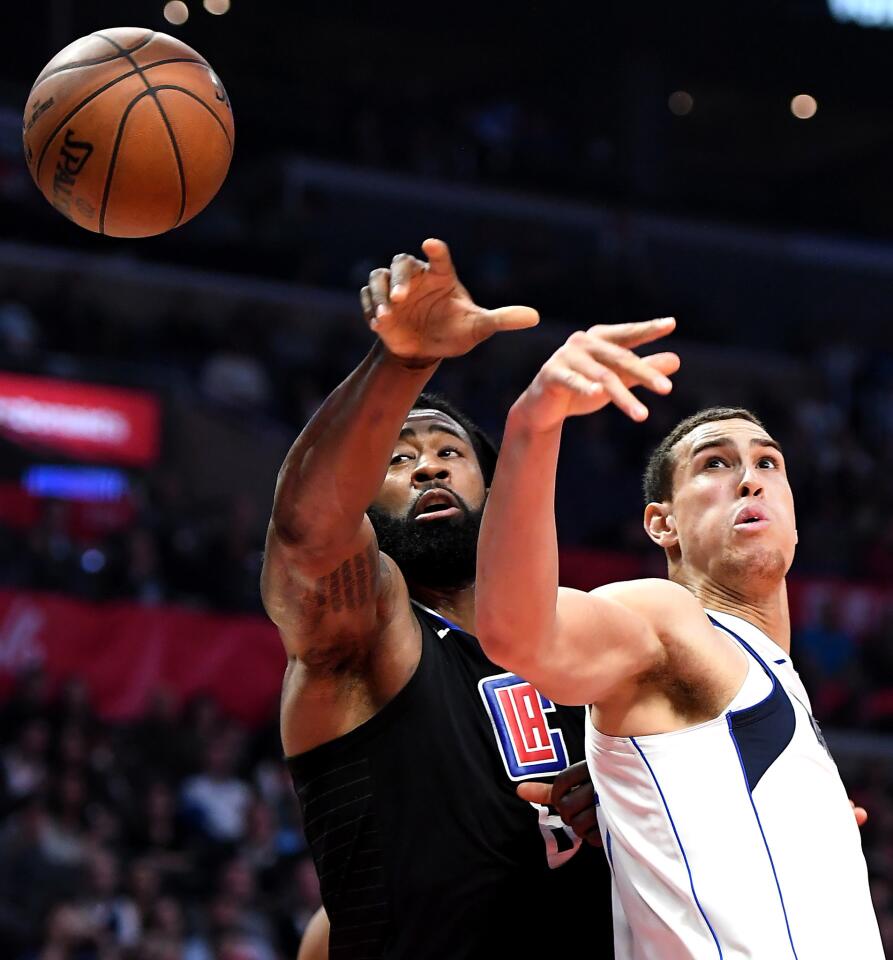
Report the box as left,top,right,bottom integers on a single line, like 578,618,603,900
421,237,455,277
516,781,552,805
477,305,540,340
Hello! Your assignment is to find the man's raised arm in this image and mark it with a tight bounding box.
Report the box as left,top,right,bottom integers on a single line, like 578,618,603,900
262,239,538,668
476,320,680,706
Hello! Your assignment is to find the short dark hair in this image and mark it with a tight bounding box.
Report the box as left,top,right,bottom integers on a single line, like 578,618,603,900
642,407,766,504
411,392,498,486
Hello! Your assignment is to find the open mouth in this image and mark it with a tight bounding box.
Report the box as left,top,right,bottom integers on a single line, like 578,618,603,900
413,489,462,522
416,501,454,516
734,506,769,528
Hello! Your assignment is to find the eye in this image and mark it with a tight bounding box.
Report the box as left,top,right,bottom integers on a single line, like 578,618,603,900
439,446,461,458
704,456,728,469
390,453,414,466
757,456,778,469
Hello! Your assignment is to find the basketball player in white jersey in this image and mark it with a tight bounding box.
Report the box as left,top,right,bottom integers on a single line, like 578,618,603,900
475,319,884,958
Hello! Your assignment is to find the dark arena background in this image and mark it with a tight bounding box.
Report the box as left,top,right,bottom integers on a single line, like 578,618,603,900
2,0,893,956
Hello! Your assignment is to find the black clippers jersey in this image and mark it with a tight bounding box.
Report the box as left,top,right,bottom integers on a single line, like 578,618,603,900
286,604,612,959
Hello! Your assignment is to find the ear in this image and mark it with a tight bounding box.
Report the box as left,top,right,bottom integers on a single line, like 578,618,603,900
644,502,677,549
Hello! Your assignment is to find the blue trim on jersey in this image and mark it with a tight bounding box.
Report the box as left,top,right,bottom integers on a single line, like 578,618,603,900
712,616,796,791
708,615,777,693
605,828,614,868
631,737,723,959
727,714,800,959
774,658,787,665
710,614,800,958
728,679,795,793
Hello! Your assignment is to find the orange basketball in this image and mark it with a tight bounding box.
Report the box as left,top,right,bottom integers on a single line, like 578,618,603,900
22,27,235,238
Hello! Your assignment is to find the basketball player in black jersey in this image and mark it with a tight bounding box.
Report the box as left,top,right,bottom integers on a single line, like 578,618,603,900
263,240,611,960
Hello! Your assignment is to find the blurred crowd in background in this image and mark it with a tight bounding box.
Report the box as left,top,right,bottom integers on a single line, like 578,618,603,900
2,269,893,732
3,275,893,593
0,668,318,960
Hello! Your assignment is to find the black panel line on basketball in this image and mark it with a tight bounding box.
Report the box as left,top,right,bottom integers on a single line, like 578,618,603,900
149,97,186,226
98,35,188,227
30,32,155,92
34,59,208,181
94,34,231,150
98,88,157,235
139,85,233,151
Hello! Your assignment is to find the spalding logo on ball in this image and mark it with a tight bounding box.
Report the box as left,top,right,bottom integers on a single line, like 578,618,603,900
23,27,235,238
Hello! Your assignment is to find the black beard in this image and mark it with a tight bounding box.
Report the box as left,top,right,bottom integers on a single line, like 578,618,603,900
367,494,483,590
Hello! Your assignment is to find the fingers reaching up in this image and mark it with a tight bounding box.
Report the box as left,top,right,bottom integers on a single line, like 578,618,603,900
515,317,679,432
358,239,539,363
586,317,676,349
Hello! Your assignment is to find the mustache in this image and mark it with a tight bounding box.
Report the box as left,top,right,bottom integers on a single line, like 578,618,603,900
406,482,471,519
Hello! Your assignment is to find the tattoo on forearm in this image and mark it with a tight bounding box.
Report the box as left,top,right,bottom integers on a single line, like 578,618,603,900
328,569,343,612
354,542,376,605
341,554,356,609
306,543,379,616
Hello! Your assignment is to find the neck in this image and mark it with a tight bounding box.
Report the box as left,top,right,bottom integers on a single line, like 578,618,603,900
409,582,477,635
671,569,791,652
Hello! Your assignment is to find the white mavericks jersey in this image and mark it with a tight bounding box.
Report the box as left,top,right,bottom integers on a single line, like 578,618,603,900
585,609,883,959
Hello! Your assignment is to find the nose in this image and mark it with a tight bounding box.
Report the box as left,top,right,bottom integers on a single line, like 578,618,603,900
411,455,450,487
737,466,764,499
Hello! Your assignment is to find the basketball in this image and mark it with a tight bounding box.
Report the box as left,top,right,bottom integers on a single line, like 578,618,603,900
22,27,235,238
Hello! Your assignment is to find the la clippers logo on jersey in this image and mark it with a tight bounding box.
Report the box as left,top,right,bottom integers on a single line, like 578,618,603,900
478,672,568,781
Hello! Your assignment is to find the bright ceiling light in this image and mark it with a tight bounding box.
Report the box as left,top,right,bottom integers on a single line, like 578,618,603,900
163,1,189,24
791,94,818,119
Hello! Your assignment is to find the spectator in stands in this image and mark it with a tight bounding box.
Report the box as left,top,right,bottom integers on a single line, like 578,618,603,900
0,796,79,956
72,847,141,950
1,718,49,809
179,736,252,845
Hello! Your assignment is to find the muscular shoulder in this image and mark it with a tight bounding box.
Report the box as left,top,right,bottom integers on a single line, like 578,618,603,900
589,579,744,731
592,578,701,620
591,578,718,652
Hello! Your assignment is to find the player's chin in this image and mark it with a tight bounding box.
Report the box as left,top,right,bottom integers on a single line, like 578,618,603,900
729,543,789,580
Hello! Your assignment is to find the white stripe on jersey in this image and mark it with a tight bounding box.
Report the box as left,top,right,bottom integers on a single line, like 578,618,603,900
586,608,883,959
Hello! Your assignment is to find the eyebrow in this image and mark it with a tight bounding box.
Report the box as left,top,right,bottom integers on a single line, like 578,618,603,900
689,436,784,459
399,424,467,443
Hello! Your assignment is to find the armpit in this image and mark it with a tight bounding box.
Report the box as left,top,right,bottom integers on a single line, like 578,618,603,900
636,641,730,722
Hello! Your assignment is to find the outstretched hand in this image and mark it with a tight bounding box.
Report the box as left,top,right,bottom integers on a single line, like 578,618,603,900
512,318,680,433
360,239,539,365
517,760,602,847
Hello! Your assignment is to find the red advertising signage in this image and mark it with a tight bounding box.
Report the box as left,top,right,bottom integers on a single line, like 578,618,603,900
0,590,284,725
0,373,160,466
